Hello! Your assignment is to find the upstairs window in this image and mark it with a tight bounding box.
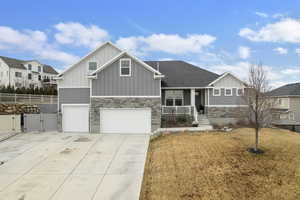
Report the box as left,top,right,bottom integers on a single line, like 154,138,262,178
28,73,32,80
88,62,97,71
28,64,32,70
15,72,22,77
38,66,41,72
120,58,131,76
38,75,41,81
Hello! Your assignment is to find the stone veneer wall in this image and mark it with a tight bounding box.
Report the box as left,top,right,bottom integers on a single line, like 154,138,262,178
207,106,249,125
90,97,161,133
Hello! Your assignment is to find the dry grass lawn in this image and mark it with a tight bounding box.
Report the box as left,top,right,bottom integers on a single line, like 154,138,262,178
140,128,300,200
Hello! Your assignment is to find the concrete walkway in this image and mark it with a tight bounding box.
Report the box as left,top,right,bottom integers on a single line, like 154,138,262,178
0,132,149,200
0,131,20,143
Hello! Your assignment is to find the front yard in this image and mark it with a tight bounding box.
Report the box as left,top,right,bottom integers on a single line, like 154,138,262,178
140,128,300,200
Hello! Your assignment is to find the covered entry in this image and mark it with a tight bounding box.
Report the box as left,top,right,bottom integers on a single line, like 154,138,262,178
100,108,151,134
62,104,89,132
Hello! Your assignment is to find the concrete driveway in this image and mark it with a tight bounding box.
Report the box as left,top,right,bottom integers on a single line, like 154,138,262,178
0,132,149,200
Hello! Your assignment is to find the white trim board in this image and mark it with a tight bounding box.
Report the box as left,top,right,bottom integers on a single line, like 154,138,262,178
91,51,162,76
208,72,247,87
58,41,122,77
206,105,248,107
91,96,161,98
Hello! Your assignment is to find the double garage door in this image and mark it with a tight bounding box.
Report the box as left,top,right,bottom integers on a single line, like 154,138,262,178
62,105,151,134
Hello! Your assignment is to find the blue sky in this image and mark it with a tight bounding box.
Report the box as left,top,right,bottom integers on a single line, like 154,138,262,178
0,0,299,88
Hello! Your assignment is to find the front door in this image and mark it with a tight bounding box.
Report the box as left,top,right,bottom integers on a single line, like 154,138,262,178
195,90,205,114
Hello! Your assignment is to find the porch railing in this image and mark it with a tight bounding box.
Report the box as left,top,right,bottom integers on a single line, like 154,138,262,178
161,106,193,115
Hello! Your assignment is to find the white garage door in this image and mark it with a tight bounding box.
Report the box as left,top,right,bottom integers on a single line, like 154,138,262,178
62,104,89,132
100,108,151,134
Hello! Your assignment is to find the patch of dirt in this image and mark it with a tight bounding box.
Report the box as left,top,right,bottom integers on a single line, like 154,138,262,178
140,128,300,200
60,148,73,154
74,137,91,142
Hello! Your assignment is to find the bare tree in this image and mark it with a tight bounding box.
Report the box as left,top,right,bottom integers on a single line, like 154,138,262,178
244,62,274,153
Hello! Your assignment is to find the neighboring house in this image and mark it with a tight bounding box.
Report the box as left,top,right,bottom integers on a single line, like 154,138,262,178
0,56,58,88
268,82,300,132
57,41,248,134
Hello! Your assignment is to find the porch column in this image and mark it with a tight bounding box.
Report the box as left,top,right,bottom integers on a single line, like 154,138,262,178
190,89,197,122
191,89,195,107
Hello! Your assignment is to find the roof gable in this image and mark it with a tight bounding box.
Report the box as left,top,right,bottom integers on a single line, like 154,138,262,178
58,41,122,77
91,52,162,76
208,72,246,87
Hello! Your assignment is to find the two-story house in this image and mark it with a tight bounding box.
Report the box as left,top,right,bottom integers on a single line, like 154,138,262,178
0,56,58,88
57,42,248,134
269,82,300,132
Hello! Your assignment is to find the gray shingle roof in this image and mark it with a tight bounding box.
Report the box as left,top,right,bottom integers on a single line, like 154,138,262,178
0,56,26,70
145,60,220,87
43,65,58,74
268,82,300,96
0,56,58,75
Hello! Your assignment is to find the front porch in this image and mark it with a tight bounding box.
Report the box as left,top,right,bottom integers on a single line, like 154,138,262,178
161,88,209,123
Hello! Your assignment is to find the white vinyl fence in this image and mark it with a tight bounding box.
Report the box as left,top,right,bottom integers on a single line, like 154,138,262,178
0,93,57,104
0,115,21,132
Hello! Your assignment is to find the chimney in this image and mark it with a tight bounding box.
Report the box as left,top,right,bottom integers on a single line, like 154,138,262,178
156,62,160,72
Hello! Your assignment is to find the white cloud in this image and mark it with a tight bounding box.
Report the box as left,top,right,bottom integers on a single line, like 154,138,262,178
238,46,251,59
282,67,300,75
0,26,78,65
239,18,300,43
116,33,216,55
207,61,300,88
295,48,300,55
255,12,268,18
273,47,288,55
54,22,109,49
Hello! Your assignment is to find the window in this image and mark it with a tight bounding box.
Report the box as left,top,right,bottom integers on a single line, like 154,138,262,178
213,88,221,96
28,64,32,70
165,90,184,106
15,72,22,77
38,66,41,72
237,88,244,96
120,58,131,76
28,73,32,80
289,112,295,120
225,88,232,96
278,99,282,105
38,75,41,81
88,62,97,71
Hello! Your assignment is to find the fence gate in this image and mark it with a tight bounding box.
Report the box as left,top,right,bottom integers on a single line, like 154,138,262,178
0,115,21,132
24,113,57,132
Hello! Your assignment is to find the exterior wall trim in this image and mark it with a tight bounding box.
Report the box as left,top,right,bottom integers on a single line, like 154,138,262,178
91,96,161,98
207,105,248,107
162,87,214,89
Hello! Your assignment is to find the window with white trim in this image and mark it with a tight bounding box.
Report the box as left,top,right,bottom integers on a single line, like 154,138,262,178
28,64,32,71
237,88,244,96
213,88,221,96
165,90,184,106
15,72,22,78
225,88,232,96
120,58,131,76
88,62,97,71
